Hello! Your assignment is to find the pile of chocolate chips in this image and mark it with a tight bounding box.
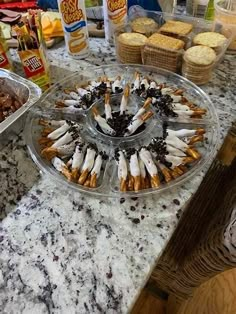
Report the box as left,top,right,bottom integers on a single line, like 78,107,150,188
148,137,172,168
125,147,137,161
132,83,177,118
153,94,178,118
97,110,146,137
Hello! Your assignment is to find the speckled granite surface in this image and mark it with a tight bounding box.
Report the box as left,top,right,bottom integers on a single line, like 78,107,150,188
0,39,235,314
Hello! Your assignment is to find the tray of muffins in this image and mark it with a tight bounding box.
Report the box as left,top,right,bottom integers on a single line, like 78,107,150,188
114,11,234,85
25,64,219,198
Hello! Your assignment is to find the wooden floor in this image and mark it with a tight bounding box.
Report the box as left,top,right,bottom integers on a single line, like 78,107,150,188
131,268,236,314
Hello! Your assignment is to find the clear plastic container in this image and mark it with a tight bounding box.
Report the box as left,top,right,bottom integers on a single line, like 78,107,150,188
214,0,236,53
114,10,234,84
25,64,219,198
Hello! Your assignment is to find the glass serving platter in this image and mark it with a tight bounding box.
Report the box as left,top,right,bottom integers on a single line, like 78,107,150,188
25,64,219,198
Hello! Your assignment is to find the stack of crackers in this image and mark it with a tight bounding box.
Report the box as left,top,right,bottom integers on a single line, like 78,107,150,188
182,32,227,85
182,45,217,85
116,32,147,64
193,32,227,54
142,33,185,72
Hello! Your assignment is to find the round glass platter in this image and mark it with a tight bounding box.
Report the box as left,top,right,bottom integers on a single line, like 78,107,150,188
25,64,219,198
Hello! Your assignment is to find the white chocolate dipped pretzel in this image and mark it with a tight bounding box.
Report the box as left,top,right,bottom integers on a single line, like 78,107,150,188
140,77,149,90
69,91,81,101
125,111,153,137
172,103,191,111
52,125,80,148
167,128,205,138
90,154,103,188
166,135,201,159
92,107,116,136
39,119,65,127
132,98,152,121
104,92,112,120
120,84,130,115
47,122,71,140
56,99,81,107
42,140,77,161
78,146,97,185
129,151,141,192
71,141,85,181
156,161,172,183
51,157,72,181
133,72,141,91
139,148,160,188
117,150,128,192
112,76,122,93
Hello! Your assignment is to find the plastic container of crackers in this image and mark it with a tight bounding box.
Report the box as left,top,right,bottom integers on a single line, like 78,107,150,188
114,10,235,85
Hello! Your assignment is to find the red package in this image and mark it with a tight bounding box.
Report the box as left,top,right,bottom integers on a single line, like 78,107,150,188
0,1,38,11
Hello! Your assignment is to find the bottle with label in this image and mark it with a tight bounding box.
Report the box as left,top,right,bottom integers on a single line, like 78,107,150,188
57,0,89,59
103,0,128,44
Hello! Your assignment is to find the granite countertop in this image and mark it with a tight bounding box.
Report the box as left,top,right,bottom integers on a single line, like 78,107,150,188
0,38,235,314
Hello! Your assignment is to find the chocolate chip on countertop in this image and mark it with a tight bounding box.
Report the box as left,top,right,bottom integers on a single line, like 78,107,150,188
141,215,145,220
53,255,59,262
131,197,138,201
132,218,140,224
173,199,180,206
120,198,125,204
176,209,182,219
130,206,136,212
162,205,167,209
106,270,113,279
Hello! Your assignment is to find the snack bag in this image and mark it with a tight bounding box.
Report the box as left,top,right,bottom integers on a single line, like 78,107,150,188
15,11,51,91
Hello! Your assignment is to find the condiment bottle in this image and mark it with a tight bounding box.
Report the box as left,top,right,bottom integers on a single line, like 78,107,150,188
103,0,128,45
57,0,89,59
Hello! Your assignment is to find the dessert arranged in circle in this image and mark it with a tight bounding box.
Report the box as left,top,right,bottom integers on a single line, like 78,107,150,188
36,71,208,192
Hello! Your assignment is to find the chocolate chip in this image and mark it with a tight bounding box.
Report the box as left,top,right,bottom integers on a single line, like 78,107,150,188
53,255,59,262
132,218,140,224
120,198,125,204
156,223,162,228
131,197,138,201
106,271,113,279
139,247,143,252
173,199,180,205
162,205,167,209
176,209,182,219
141,215,145,220
130,206,136,212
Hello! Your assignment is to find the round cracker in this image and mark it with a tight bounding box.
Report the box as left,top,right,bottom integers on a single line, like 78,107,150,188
184,45,216,66
131,17,157,34
193,32,227,48
118,32,147,47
